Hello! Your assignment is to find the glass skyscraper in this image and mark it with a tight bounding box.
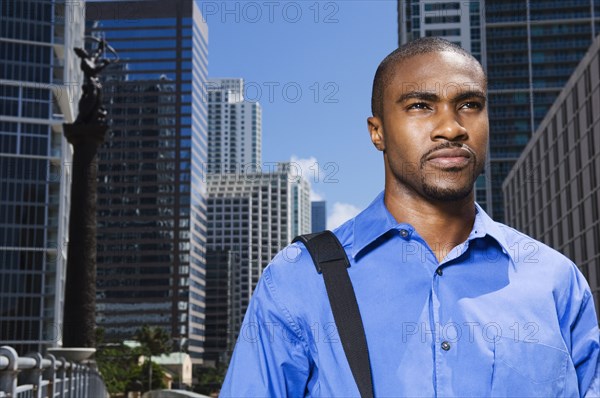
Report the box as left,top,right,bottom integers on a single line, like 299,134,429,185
87,0,208,363
0,0,84,354
311,200,326,233
485,0,600,221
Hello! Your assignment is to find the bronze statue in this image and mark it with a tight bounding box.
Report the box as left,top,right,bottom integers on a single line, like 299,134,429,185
61,37,117,349
73,37,118,125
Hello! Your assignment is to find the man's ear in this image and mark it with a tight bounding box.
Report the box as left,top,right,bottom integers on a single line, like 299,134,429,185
367,116,385,151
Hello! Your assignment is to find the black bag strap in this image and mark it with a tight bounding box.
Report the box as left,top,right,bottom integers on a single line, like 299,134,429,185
293,231,374,398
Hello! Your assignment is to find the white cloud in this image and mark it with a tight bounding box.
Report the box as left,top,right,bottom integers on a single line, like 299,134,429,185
310,190,324,201
290,155,325,202
327,202,362,230
290,155,320,184
289,156,361,229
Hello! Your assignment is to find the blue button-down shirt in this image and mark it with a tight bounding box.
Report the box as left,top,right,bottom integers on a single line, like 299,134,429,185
221,192,600,397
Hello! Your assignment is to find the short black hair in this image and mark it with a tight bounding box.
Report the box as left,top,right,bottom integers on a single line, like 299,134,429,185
371,37,486,118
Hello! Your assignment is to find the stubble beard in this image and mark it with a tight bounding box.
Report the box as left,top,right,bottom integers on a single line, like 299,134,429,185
416,142,483,202
420,171,476,201
419,160,482,202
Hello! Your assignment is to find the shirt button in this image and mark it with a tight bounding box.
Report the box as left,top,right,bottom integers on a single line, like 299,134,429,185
436,267,443,276
441,341,451,351
400,229,409,238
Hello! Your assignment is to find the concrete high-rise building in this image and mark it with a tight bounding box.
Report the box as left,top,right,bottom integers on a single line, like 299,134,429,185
0,0,84,354
311,200,327,233
398,0,600,222
398,1,484,59
206,78,261,173
504,35,600,313
204,163,311,364
87,0,208,363
291,180,311,238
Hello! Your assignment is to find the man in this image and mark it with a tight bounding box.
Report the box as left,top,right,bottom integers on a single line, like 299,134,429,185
220,38,599,396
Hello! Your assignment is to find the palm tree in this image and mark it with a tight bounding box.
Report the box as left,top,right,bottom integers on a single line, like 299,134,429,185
134,325,171,391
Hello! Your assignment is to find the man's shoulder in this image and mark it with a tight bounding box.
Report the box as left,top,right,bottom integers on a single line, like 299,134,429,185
492,221,580,276
257,219,357,321
266,218,356,285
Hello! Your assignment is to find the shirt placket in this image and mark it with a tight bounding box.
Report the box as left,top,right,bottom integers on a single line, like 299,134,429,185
431,241,471,397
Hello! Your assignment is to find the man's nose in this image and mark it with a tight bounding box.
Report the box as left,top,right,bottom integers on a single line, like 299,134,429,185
430,107,468,142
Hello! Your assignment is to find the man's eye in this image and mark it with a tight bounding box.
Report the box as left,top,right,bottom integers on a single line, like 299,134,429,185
407,102,429,110
461,102,482,110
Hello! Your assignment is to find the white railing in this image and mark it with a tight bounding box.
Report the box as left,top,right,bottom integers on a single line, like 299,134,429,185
0,346,108,398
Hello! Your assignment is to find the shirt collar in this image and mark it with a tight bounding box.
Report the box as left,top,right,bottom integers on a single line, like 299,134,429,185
350,191,408,258
351,191,512,261
471,202,512,260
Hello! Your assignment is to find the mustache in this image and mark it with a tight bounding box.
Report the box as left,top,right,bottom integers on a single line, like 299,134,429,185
420,142,477,167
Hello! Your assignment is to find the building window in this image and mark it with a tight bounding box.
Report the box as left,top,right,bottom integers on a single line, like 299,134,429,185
425,15,461,24
424,3,460,11
425,28,461,37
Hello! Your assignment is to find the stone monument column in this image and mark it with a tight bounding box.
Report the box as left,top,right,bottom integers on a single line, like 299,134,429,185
61,38,116,349
62,124,107,347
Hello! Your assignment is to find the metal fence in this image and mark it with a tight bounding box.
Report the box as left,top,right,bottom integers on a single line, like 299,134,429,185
0,346,108,398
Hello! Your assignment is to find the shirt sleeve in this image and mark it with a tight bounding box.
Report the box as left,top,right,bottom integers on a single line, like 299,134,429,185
563,268,600,397
583,342,599,398
220,266,311,397
575,294,600,397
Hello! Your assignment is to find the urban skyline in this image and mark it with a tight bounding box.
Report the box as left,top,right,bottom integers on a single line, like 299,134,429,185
205,163,311,364
1,0,599,362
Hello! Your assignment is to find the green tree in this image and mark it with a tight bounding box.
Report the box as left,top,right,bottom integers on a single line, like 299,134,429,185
134,361,167,391
194,365,227,396
95,341,141,395
134,325,172,392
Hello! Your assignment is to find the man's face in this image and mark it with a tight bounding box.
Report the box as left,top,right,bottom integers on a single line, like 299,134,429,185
368,51,489,202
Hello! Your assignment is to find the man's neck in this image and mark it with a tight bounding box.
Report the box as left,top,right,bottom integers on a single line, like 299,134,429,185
384,188,476,263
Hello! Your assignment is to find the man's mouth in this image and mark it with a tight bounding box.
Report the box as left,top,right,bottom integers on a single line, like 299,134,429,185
424,147,473,169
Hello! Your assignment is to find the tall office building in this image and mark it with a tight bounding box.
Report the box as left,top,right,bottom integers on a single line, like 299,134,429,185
398,0,600,222
291,180,311,238
311,200,326,233
206,78,261,173
203,248,240,366
204,164,311,364
0,0,84,354
87,0,208,363
504,35,600,313
485,0,599,222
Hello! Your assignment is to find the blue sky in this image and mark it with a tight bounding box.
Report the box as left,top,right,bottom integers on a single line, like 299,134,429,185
202,1,398,227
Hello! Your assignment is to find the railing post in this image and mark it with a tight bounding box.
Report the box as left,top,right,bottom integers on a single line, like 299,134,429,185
75,363,82,398
79,364,85,398
44,354,57,398
0,346,18,397
20,352,43,398
71,363,80,398
56,357,68,398
82,366,89,398
67,361,75,398
0,347,108,398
